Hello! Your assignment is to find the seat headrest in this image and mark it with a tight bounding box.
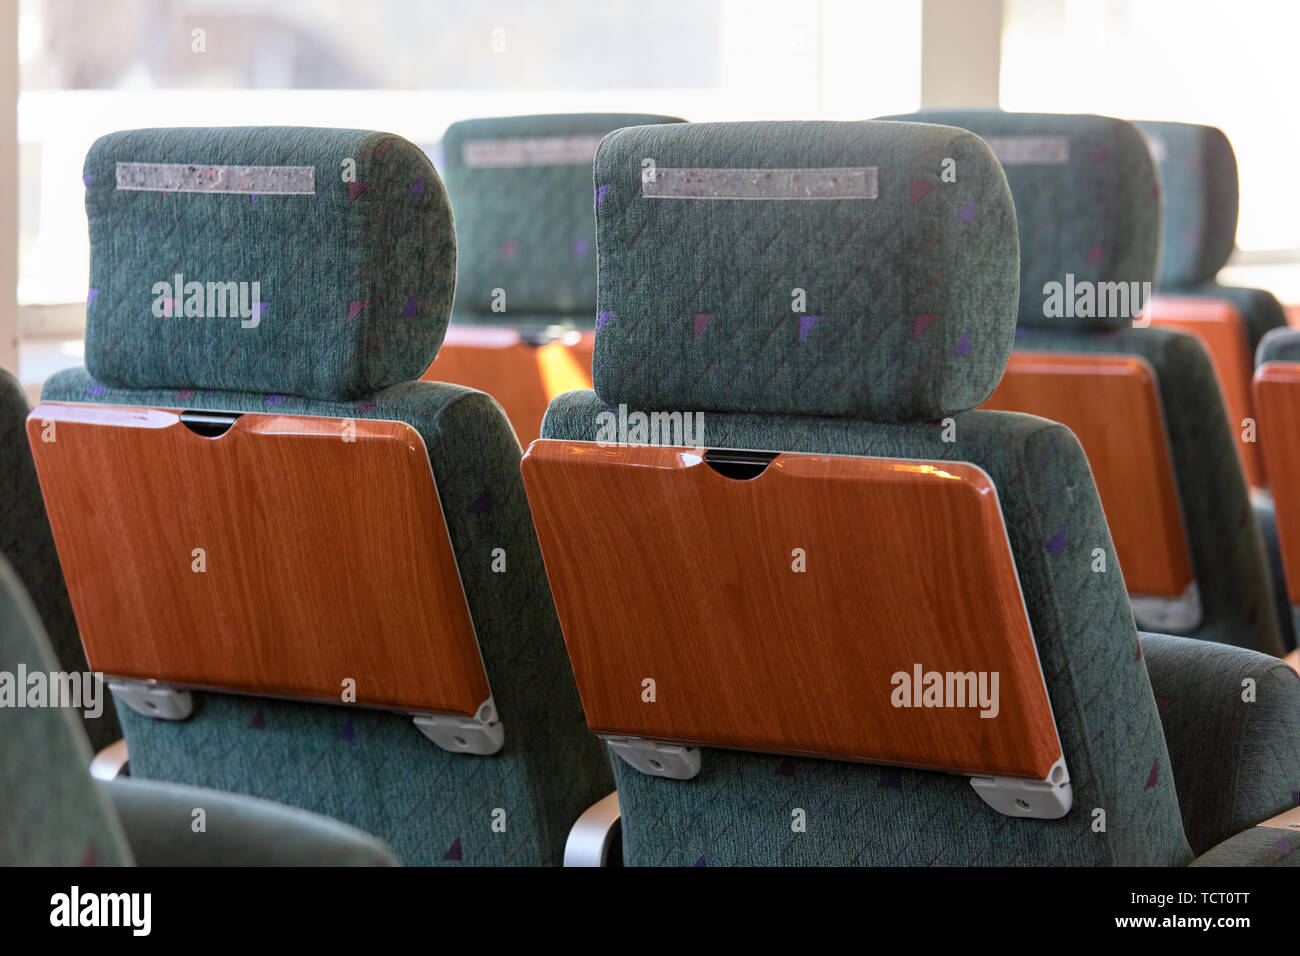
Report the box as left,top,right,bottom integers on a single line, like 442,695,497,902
1257,327,1300,366
1134,120,1239,288
83,127,455,402
440,113,685,319
591,120,1020,422
884,111,1159,333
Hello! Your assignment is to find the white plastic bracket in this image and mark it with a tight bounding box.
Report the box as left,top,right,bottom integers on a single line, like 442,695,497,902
1131,581,1202,634
412,697,504,755
604,736,701,780
969,756,1072,819
108,678,193,721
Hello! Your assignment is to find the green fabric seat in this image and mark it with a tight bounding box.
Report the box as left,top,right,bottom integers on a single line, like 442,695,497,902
886,110,1282,656
39,126,612,866
539,118,1195,865
1134,120,1286,354
0,367,120,750
0,553,397,867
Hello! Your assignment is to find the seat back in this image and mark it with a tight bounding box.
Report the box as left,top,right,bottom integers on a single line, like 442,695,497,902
531,119,1192,865
34,126,612,866
1254,328,1300,637
1134,120,1282,485
983,351,1195,624
887,109,1281,653
423,113,682,441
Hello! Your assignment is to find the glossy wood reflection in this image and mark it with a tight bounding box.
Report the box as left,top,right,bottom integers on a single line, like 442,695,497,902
982,351,1194,598
522,440,1063,781
27,404,489,716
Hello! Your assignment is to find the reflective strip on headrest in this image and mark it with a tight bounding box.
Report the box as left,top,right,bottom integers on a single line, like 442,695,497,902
984,136,1070,165
642,166,878,200
462,135,604,168
115,162,316,195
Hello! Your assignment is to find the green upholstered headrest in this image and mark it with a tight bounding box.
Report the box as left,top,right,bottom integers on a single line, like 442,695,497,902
1134,120,1239,288
83,127,455,401
440,113,685,321
1257,327,1300,366
885,110,1159,333
591,119,1020,422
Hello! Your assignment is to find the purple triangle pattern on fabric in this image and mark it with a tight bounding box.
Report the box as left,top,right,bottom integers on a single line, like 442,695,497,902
87,288,99,307
347,181,370,203
596,311,614,332
955,199,974,222
1155,696,1174,714
401,294,418,318
880,769,902,789
266,394,285,407
693,313,713,340
694,856,708,867
339,719,355,741
469,491,491,514
347,299,369,322
443,838,463,861
953,329,970,356
409,174,425,195
798,315,821,342
1145,761,1159,789
1045,526,1067,553
595,184,612,209
910,179,936,206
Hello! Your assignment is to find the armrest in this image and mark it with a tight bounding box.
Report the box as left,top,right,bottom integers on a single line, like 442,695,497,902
102,778,398,866
1191,807,1300,867
89,739,129,781
1139,631,1300,855
564,790,621,867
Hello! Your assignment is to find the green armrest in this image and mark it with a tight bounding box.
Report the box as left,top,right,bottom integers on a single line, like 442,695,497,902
102,778,398,867
1139,632,1300,855
1191,822,1300,867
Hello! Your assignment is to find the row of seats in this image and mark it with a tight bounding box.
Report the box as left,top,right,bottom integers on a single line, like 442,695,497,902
5,113,1299,867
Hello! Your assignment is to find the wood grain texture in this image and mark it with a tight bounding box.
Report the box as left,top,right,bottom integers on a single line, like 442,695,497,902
27,403,489,716
1254,362,1300,603
422,328,595,444
1146,295,1263,486
521,440,1063,780
982,351,1194,598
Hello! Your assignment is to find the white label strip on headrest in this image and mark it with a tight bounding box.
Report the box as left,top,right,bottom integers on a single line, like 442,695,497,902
462,135,605,168
983,136,1070,165
642,167,878,200
115,162,316,195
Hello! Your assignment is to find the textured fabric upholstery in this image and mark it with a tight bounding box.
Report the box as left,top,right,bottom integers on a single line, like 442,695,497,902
885,111,1281,655
0,554,133,866
1138,632,1300,855
103,778,397,866
42,368,614,867
1191,826,1300,867
0,368,121,750
542,392,1191,866
441,113,684,323
1133,121,1284,354
1015,326,1283,655
590,120,1020,421
883,111,1159,332
1134,121,1238,288
83,127,455,400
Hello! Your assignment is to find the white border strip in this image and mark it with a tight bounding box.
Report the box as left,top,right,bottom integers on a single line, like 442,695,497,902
462,135,604,168
115,162,316,195
643,166,878,200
